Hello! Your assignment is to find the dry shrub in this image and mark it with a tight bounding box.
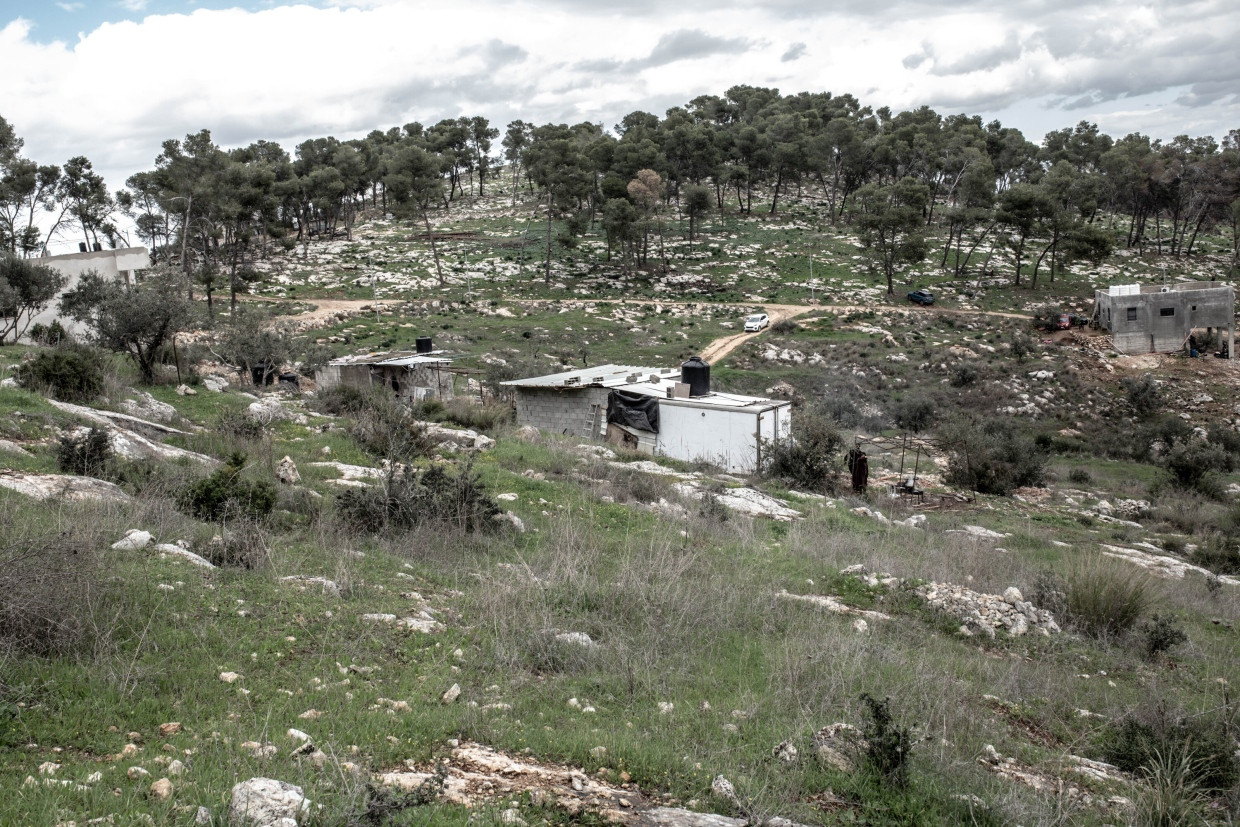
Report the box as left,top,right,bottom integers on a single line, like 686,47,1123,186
0,514,104,657
202,521,272,569
1064,554,1151,639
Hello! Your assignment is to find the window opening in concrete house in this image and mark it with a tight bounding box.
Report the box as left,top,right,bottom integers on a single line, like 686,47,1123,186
1126,307,1137,321
1160,307,1175,317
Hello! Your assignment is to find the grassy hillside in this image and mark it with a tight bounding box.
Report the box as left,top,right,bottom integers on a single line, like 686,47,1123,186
2,190,1239,826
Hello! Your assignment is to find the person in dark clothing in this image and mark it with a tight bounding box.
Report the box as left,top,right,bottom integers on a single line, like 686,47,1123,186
851,451,869,494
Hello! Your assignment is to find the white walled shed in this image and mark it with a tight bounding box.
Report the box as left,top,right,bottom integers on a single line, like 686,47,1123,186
503,364,791,473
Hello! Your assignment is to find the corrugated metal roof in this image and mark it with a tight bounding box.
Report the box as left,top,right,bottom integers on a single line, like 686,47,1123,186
503,364,786,410
329,350,449,367
615,378,786,411
500,364,676,388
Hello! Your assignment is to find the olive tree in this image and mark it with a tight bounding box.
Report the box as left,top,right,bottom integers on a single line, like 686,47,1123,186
59,267,196,383
0,253,65,344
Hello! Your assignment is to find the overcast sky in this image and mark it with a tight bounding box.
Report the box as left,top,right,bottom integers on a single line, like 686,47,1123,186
2,0,1238,218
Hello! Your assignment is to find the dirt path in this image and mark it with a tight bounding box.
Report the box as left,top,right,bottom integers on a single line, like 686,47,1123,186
279,296,1030,363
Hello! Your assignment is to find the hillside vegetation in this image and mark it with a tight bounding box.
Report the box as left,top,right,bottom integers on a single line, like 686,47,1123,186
2,92,1240,825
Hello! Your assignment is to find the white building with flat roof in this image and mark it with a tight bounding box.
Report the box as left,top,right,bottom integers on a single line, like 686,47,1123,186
503,363,791,473
27,247,150,336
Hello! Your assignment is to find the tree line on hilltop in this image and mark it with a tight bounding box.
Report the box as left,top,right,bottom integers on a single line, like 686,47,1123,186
3,85,1240,304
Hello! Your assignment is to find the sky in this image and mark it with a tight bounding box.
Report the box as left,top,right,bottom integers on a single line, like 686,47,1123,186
2,0,1239,250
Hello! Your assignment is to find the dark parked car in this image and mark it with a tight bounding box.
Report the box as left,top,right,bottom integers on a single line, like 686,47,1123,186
908,289,934,306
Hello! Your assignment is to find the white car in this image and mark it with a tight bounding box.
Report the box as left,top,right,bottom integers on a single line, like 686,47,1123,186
743,313,770,332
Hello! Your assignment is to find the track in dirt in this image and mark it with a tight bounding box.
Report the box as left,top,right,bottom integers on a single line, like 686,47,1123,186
283,296,1031,363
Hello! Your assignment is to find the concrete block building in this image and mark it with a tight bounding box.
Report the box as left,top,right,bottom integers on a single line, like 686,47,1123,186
1094,281,1234,357
315,350,456,402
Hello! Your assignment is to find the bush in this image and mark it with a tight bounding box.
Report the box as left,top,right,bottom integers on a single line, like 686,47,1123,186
762,407,844,493
1122,374,1163,419
770,318,798,334
1008,331,1034,361
335,461,500,534
1099,705,1238,792
941,417,1047,496
1189,535,1240,575
177,452,277,523
27,320,69,346
0,525,102,656
1030,570,1067,617
312,383,373,416
860,694,913,789
948,363,978,387
1141,614,1187,660
201,521,271,569
1063,555,1150,639
1067,468,1093,484
56,426,114,478
891,395,936,434
215,409,267,440
1160,438,1229,495
15,344,106,402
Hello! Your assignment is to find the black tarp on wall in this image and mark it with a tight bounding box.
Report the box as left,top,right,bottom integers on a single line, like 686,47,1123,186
606,390,660,433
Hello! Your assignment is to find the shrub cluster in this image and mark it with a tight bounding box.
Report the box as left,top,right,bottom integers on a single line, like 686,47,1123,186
1099,705,1238,792
15,344,106,402
56,426,115,478
860,694,914,789
177,452,277,523
1063,555,1150,639
0,526,101,657
762,407,844,493
335,461,500,534
942,417,1047,496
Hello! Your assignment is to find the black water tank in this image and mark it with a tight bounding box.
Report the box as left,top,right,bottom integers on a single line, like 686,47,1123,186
78,242,88,253
681,356,710,397
415,336,433,354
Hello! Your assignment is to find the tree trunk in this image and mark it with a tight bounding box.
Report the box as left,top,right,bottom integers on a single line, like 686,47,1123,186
422,208,444,287
544,191,553,285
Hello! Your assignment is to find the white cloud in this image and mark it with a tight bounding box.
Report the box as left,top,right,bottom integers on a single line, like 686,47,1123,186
55,2,85,11
116,0,150,11
0,0,1237,201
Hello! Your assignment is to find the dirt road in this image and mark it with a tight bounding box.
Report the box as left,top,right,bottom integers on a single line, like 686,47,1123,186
283,296,1030,363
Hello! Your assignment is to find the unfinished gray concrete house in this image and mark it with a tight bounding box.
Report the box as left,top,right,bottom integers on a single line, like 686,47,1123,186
502,362,792,474
315,349,456,402
1094,281,1235,357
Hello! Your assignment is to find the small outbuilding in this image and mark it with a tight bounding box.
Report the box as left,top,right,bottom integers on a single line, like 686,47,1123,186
1094,280,1234,357
315,344,455,402
502,359,791,474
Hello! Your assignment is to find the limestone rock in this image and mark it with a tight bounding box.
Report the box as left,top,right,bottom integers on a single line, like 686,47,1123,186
120,392,177,423
0,439,32,457
247,398,296,424
415,421,496,452
513,425,541,443
153,543,216,569
278,575,340,597
0,471,130,504
276,456,300,485
493,511,526,532
442,683,461,704
150,777,172,799
202,376,229,393
113,530,153,551
176,384,197,396
228,777,311,827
